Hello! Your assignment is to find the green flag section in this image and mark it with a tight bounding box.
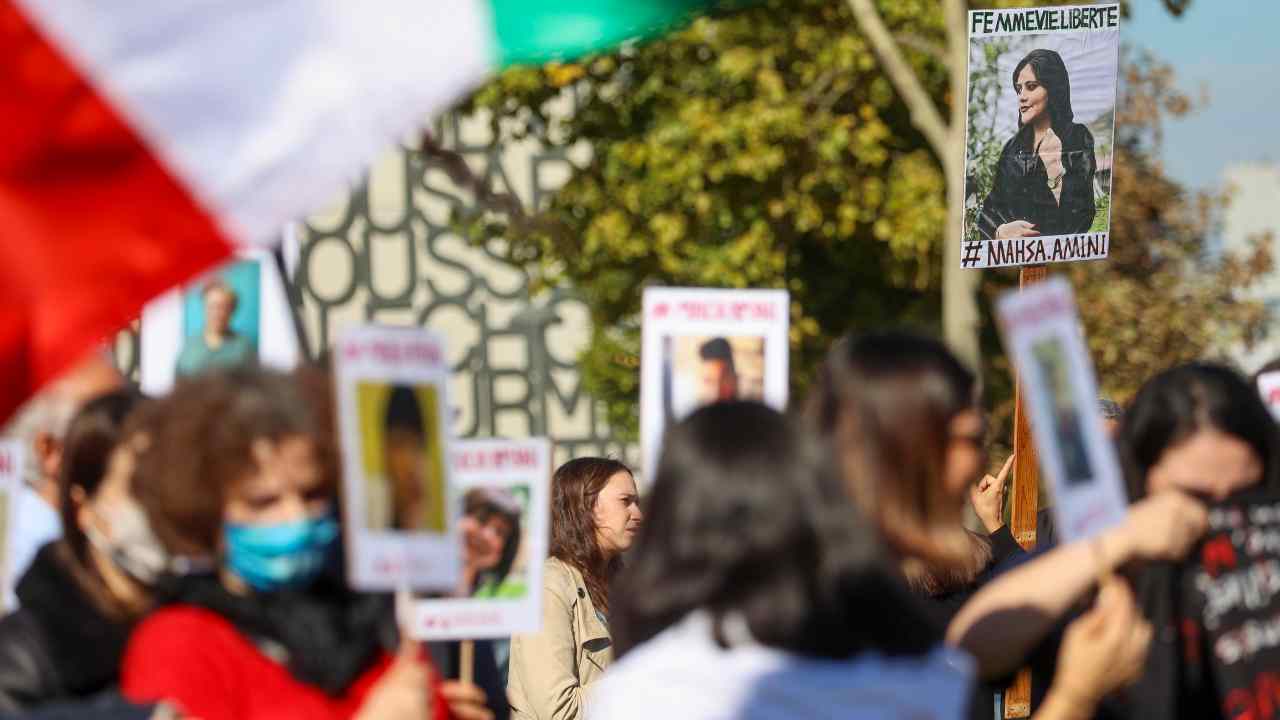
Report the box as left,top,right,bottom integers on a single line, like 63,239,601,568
491,0,716,66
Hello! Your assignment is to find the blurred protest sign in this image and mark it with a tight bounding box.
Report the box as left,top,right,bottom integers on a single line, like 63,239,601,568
407,437,551,641
335,325,459,593
640,288,789,478
0,441,22,612
1256,371,1280,422
961,4,1121,270
140,247,301,394
997,277,1127,543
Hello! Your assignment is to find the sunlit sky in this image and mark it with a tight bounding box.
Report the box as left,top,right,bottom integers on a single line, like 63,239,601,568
1126,1,1280,190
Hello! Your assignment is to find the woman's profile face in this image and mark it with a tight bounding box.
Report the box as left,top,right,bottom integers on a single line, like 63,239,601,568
1147,428,1262,501
593,471,643,557
224,435,331,527
943,408,987,500
1015,64,1050,128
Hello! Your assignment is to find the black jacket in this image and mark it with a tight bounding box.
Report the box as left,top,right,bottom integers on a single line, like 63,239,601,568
978,123,1097,240
0,544,137,712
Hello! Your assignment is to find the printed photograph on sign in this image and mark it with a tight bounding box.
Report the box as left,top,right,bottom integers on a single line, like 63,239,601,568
140,246,300,394
334,325,459,593
662,335,768,421
640,288,790,479
962,4,1121,269
408,438,551,641
356,382,447,533
1030,337,1094,486
996,277,1128,543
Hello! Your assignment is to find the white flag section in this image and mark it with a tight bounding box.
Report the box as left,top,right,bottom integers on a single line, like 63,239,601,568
640,288,790,479
334,326,460,593
997,278,1128,543
140,247,301,395
0,441,23,613
13,0,492,244
408,438,551,641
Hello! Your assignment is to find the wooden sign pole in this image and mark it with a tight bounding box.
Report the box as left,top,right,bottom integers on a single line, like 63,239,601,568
1003,264,1048,718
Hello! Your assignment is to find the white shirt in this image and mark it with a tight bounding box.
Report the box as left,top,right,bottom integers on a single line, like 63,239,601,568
587,611,973,720
4,484,62,610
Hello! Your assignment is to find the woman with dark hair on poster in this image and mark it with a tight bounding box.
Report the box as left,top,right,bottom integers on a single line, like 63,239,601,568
978,48,1098,241
507,457,642,720
460,488,524,599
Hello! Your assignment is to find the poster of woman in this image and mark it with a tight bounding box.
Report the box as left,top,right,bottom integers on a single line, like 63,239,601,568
962,4,1121,269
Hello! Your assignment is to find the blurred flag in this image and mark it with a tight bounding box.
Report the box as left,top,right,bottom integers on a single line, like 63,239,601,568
0,0,710,419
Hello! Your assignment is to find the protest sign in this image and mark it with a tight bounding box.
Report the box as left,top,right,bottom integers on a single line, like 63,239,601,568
1256,371,1280,422
1171,494,1280,720
996,277,1126,543
962,3,1121,269
407,437,551,641
335,325,459,593
640,288,789,478
140,246,301,394
0,441,22,612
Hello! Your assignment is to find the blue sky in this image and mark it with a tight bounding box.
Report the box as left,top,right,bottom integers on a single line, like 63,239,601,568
1126,1,1280,190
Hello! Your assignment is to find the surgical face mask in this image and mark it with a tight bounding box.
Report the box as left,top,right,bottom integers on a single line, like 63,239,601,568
85,499,178,585
223,515,339,593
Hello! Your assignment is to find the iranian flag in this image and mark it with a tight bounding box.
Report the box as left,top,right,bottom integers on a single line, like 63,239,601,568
0,0,709,419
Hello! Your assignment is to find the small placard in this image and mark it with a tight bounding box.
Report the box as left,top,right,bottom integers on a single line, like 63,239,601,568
334,325,459,593
996,277,1127,542
407,437,551,640
640,288,789,478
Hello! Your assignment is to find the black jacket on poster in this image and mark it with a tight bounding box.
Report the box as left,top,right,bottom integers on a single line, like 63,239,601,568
0,543,151,715
977,123,1097,241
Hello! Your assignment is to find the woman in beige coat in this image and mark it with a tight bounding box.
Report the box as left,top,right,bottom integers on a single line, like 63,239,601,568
508,457,643,720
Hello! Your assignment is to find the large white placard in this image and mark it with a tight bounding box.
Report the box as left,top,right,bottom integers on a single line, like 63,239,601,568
407,437,551,641
640,288,789,478
961,4,1121,269
334,325,460,593
997,277,1127,543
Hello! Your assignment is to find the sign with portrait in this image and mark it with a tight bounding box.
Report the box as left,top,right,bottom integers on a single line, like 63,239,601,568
1256,370,1280,422
407,438,551,640
996,277,1127,542
961,4,1121,269
140,246,301,394
0,441,22,612
334,325,459,593
640,288,789,479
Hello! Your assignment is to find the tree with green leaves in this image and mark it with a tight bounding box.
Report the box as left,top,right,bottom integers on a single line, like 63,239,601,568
447,0,1258,441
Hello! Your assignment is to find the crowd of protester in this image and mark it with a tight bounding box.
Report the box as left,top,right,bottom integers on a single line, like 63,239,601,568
0,327,1273,720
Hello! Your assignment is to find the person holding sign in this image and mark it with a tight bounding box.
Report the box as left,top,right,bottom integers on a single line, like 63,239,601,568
508,458,642,720
118,368,489,720
977,49,1097,242
592,401,970,718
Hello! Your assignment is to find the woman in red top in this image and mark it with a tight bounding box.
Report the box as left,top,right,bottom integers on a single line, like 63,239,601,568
120,367,490,720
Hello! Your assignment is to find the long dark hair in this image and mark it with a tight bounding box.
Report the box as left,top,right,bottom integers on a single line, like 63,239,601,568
1118,363,1280,501
612,401,939,659
1013,49,1074,138
805,331,981,574
59,389,145,568
549,457,632,613
464,488,522,592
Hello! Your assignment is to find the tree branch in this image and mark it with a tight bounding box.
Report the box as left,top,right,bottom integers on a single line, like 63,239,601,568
846,0,949,157
893,32,947,65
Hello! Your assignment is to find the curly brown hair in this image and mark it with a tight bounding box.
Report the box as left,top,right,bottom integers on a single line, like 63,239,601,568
549,457,632,613
131,367,329,557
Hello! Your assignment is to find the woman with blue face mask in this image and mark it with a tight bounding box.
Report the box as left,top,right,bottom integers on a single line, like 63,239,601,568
118,367,492,720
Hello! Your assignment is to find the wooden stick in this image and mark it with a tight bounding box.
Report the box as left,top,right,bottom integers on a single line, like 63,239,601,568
459,639,475,686
1004,264,1048,719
